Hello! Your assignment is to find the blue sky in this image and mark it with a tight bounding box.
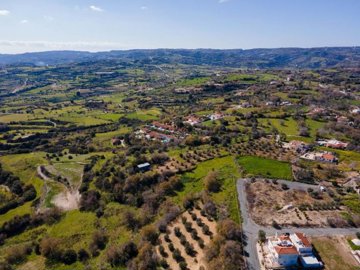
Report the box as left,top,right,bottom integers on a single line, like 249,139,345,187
0,0,359,53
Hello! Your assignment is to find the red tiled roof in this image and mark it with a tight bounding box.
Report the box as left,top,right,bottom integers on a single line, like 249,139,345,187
275,245,298,255
295,233,311,247
322,153,336,161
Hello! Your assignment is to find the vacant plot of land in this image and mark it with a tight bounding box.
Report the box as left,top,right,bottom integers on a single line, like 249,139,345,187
126,108,161,121
238,156,293,180
245,180,344,227
312,236,360,270
260,117,299,136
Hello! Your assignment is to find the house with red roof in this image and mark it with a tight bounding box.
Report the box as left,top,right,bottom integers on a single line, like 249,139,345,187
267,232,322,268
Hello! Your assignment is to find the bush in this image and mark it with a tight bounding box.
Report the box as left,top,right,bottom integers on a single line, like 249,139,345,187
141,225,159,245
168,243,175,252
202,225,211,235
204,171,221,193
196,218,204,227
61,249,77,265
6,244,31,265
198,238,205,249
184,222,193,232
78,249,90,261
258,230,266,243
184,242,196,256
160,259,169,269
164,234,171,242
191,230,199,240
179,261,188,270
159,245,167,257
172,248,183,262
174,227,182,237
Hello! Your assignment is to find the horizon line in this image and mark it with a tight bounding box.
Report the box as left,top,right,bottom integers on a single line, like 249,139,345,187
1,45,360,56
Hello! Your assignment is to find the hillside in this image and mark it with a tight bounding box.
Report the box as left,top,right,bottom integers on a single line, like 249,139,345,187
1,47,360,68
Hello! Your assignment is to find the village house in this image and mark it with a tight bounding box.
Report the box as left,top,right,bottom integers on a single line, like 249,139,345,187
317,139,348,149
184,115,202,126
267,234,299,267
283,140,310,154
267,233,322,269
301,151,338,163
135,128,177,144
208,112,224,121
150,121,176,133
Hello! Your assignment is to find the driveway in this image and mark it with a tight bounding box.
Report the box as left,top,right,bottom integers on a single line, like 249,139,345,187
236,178,359,270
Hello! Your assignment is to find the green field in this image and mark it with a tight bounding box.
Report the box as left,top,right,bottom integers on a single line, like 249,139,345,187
173,156,241,223
237,156,293,180
126,108,161,121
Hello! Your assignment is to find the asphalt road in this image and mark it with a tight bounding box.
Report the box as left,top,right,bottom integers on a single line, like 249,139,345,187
236,178,360,270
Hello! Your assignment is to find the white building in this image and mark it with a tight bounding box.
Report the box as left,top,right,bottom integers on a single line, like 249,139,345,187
267,233,322,268
268,234,299,267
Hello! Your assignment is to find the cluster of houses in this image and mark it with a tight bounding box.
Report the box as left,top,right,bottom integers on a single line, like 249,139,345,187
284,138,349,164
265,100,292,107
183,112,224,126
317,139,348,149
301,151,338,164
267,232,322,269
135,121,185,144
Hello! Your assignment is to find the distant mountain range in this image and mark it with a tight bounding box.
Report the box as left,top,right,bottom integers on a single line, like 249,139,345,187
0,47,360,68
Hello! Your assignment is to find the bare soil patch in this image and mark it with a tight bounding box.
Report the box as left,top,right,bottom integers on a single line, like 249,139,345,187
246,181,346,227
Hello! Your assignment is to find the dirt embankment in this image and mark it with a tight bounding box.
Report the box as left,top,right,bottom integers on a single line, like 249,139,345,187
37,165,81,211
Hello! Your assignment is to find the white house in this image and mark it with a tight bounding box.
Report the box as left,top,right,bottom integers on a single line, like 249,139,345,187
267,233,322,268
268,234,299,267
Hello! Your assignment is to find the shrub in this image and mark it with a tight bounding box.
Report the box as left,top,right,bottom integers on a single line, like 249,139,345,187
174,227,182,237
184,242,196,256
184,222,193,232
204,171,221,193
198,238,205,249
191,230,199,240
196,218,204,227
164,234,171,242
6,244,31,265
202,225,211,235
78,249,90,262
258,230,266,243
179,261,188,270
168,243,175,252
160,259,169,269
61,249,77,265
172,248,183,262
159,245,167,257
141,225,159,245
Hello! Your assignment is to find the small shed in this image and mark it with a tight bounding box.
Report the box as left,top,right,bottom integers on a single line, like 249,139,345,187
137,162,151,172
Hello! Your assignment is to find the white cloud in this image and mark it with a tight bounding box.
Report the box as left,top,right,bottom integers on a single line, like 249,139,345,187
0,40,129,54
20,19,29,24
90,5,104,12
0,9,10,16
141,6,148,10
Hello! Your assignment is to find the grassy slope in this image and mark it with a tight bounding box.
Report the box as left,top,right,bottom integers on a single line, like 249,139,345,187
173,156,241,223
